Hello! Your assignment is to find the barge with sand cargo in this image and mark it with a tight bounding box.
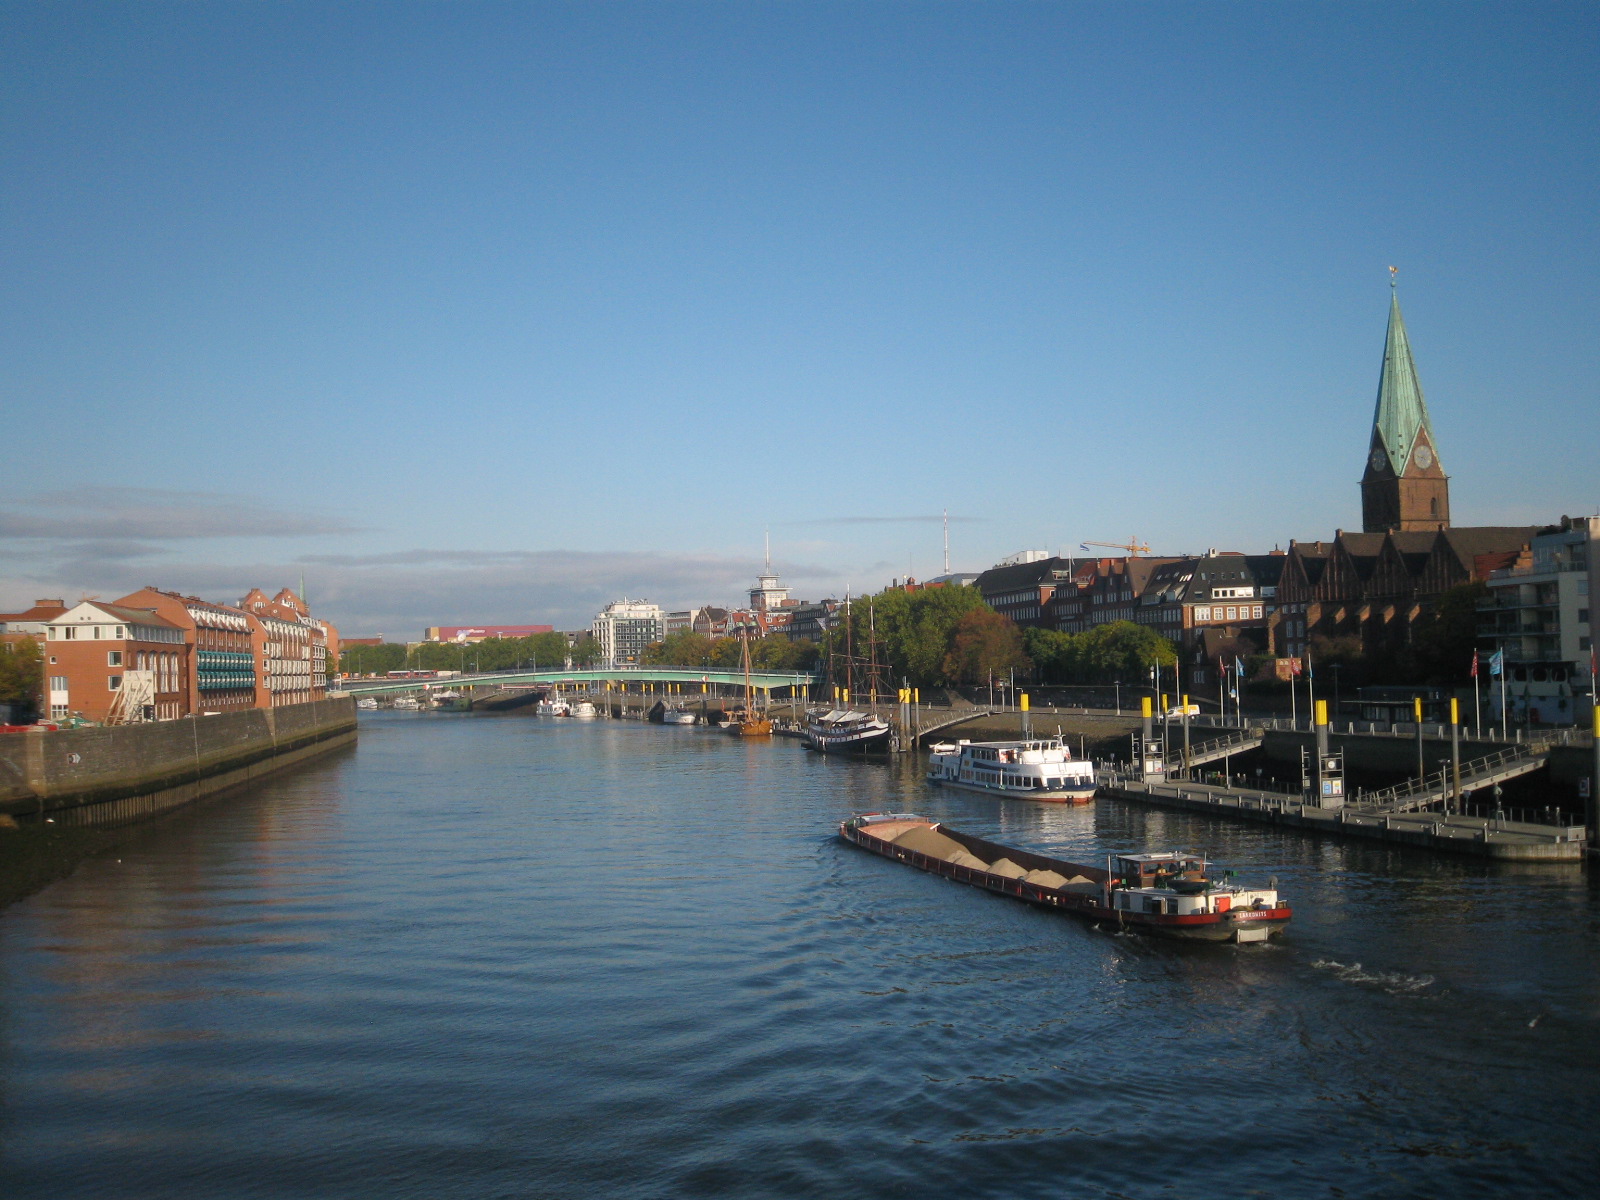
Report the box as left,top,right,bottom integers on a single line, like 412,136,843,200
840,813,1290,943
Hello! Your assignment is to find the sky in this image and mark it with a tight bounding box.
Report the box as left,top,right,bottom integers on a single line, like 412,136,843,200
2,1,1596,638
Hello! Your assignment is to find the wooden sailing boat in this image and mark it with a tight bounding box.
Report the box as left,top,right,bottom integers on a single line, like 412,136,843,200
727,627,772,737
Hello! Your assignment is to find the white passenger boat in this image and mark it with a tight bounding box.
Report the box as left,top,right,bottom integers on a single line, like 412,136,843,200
355,697,379,710
661,707,697,725
804,708,891,754
536,694,571,716
926,737,1097,804
392,696,422,711
571,700,599,719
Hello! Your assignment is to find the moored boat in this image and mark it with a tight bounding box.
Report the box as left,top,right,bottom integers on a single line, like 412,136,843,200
839,813,1290,943
355,697,379,710
661,707,697,725
804,708,891,754
571,700,599,719
536,693,571,716
926,737,1096,803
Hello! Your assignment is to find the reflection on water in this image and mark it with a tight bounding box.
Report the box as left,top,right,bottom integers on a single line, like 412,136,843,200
2,713,1598,1199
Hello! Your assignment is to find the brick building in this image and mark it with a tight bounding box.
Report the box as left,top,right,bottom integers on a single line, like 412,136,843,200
43,602,189,722
116,587,260,715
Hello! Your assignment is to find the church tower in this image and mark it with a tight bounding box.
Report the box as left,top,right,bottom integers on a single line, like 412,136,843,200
1361,281,1450,532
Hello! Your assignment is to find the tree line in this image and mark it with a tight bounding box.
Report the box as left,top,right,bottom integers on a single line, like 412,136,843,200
338,631,600,676
817,585,1178,688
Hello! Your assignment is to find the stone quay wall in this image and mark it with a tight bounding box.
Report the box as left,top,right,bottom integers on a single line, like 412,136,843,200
0,697,357,826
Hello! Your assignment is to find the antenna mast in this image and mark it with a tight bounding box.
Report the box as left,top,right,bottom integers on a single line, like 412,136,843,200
943,509,950,574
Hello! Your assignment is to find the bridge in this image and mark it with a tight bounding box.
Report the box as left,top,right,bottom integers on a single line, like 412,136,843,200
336,666,819,698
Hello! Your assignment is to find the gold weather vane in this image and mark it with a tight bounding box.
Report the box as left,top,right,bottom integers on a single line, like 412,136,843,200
1388,265,1398,288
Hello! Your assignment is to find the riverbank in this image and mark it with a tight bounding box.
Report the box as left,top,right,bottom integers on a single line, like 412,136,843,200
0,697,357,908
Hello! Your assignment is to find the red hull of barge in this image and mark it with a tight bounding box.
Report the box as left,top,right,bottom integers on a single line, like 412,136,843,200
840,816,1290,943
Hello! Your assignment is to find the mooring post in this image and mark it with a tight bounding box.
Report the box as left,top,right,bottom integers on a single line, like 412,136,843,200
1450,697,1462,814
1414,695,1425,781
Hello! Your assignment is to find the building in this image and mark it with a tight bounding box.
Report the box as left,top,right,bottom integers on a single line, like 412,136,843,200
240,587,333,708
1361,285,1451,533
423,624,554,643
0,599,69,637
975,556,1081,628
116,587,260,715
1132,552,1284,686
1478,516,1597,725
591,600,664,667
1273,527,1535,662
42,602,189,722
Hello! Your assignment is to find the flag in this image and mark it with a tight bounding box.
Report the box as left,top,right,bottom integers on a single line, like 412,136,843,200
1234,656,1246,677
1470,650,1478,679
1488,649,1504,677
1078,544,1091,552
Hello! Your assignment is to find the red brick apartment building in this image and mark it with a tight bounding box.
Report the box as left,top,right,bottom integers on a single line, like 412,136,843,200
42,601,189,722
32,586,338,723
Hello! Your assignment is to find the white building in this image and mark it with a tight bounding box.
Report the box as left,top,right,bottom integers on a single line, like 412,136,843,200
1479,516,1596,726
592,600,665,668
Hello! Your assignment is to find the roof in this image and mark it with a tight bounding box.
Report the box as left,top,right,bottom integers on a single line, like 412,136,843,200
974,556,1077,594
1371,290,1439,474
53,601,182,629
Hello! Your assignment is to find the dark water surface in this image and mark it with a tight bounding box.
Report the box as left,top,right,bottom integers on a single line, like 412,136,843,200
3,714,1598,1198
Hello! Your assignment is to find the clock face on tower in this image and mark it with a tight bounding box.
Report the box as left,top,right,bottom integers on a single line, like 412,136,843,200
1370,448,1388,471
1415,445,1434,469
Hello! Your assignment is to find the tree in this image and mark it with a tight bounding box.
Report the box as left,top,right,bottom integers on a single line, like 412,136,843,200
941,609,1031,685
1410,581,1488,684
825,585,993,687
568,635,602,668
0,638,42,718
643,631,716,666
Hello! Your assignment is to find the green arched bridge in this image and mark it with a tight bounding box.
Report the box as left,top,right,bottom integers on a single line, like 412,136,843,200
336,667,820,697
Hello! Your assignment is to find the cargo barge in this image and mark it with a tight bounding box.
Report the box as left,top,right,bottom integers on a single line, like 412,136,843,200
839,812,1290,943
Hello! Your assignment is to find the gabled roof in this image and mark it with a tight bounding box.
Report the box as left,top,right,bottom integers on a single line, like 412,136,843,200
1371,290,1439,475
51,601,182,629
974,556,1077,593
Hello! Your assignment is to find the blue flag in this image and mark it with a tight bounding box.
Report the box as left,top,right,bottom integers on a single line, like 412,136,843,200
1234,656,1246,677
1488,649,1504,677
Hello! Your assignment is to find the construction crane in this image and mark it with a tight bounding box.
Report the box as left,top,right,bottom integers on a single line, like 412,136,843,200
1079,538,1153,556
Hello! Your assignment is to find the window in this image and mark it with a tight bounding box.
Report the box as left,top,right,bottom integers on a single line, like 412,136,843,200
108,651,123,666
1226,606,1238,620
1195,606,1211,621
49,676,68,692
109,676,122,690
1253,606,1264,619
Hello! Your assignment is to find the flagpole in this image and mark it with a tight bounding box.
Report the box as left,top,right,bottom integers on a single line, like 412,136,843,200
1473,651,1482,739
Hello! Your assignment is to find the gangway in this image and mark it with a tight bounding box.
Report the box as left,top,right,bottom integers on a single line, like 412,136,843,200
1351,739,1559,814
1177,728,1265,771
914,710,995,742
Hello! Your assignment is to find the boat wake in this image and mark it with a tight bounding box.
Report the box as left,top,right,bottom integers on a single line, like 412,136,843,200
1313,958,1435,996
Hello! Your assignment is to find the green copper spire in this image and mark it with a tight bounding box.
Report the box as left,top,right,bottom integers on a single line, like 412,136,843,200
1370,288,1438,475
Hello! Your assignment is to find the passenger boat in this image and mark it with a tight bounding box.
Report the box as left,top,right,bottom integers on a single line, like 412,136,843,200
804,708,891,754
926,737,1097,803
392,696,422,711
536,694,571,716
661,707,698,725
571,700,599,719
839,813,1290,943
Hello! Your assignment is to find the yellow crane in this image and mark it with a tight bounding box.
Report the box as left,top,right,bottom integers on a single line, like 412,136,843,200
1079,538,1152,556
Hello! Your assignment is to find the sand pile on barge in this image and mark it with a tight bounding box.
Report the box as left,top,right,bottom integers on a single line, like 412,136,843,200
1022,868,1069,889
890,826,968,861
988,858,1028,879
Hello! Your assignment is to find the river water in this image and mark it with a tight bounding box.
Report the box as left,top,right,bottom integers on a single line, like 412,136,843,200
2,713,1598,1198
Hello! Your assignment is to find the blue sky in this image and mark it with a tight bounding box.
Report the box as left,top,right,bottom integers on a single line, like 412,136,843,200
3,2,1595,637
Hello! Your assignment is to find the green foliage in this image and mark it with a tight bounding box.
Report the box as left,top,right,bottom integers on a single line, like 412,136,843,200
941,609,1031,684
0,638,42,716
337,630,584,676
1409,581,1489,684
642,630,818,672
1022,621,1177,684
826,585,992,686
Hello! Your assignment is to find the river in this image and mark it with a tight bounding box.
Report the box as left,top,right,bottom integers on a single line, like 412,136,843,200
2,712,1597,1198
